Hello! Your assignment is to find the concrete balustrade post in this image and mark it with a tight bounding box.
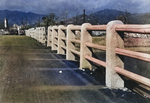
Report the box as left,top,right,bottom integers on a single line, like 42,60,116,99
80,23,92,70
47,26,52,47
32,28,34,38
28,30,30,37
36,28,38,41
29,29,31,37
31,29,34,38
33,29,35,39
34,28,35,39
38,27,41,42
52,26,58,50
30,30,32,37
66,25,75,60
36,28,38,40
58,25,66,54
30,29,32,37
25,30,27,36
38,28,40,41
33,28,35,39
40,27,42,43
35,29,37,39
106,20,124,88
30,30,32,38
40,27,42,42
41,27,45,44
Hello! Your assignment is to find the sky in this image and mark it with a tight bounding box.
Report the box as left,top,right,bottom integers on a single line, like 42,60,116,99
0,0,150,15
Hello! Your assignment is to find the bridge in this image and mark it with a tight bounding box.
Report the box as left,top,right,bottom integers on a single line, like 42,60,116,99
0,20,150,102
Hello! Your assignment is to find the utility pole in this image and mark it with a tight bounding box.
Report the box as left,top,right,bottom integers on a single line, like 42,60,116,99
83,9,85,23
39,17,40,27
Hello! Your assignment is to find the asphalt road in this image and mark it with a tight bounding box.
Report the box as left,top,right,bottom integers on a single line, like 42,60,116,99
0,35,149,103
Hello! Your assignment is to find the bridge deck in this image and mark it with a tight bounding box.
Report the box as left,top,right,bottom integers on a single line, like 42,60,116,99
0,35,149,103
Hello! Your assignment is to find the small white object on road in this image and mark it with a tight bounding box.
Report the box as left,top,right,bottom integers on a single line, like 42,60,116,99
59,70,62,73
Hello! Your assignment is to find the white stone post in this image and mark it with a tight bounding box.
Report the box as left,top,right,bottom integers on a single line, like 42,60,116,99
106,20,124,88
47,26,52,47
66,25,75,60
80,23,92,70
52,26,58,50
58,25,66,54
41,27,45,44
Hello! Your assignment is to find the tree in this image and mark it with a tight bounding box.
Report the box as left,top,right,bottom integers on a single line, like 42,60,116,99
42,13,58,28
116,11,131,24
0,21,4,29
21,17,28,29
73,9,80,25
89,13,100,25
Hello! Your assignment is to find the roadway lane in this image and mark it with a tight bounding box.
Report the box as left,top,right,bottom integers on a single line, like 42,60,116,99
0,35,149,103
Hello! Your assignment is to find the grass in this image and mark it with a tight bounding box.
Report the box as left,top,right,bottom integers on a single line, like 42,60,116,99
0,35,48,103
0,58,4,71
92,36,106,46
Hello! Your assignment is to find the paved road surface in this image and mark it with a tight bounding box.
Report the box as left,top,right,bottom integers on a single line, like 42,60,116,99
0,35,149,103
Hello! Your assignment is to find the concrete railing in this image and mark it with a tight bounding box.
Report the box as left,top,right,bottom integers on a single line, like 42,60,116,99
26,20,150,89
25,27,46,44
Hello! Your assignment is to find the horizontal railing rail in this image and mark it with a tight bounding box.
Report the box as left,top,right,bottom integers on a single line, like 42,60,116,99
69,25,81,30
85,42,106,51
61,37,67,41
70,49,81,56
61,45,67,50
70,39,81,44
85,55,106,67
115,48,150,62
115,24,150,34
115,67,150,87
86,25,107,31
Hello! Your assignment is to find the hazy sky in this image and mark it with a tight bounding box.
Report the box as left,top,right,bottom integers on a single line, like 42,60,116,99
0,0,150,15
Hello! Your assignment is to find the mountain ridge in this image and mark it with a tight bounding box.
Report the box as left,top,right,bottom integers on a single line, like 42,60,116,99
0,9,45,26
0,9,150,27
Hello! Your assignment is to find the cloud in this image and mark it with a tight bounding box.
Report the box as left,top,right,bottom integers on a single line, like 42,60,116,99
0,0,150,15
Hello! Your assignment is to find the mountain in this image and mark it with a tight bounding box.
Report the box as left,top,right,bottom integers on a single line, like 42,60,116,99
89,9,150,24
0,10,45,26
90,9,125,24
66,9,150,25
1,9,150,27
65,9,126,25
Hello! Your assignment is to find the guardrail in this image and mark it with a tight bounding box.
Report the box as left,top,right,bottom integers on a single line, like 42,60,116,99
26,20,150,90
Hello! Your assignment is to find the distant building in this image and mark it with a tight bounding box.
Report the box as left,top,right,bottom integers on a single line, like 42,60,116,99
4,18,8,29
10,24,24,35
